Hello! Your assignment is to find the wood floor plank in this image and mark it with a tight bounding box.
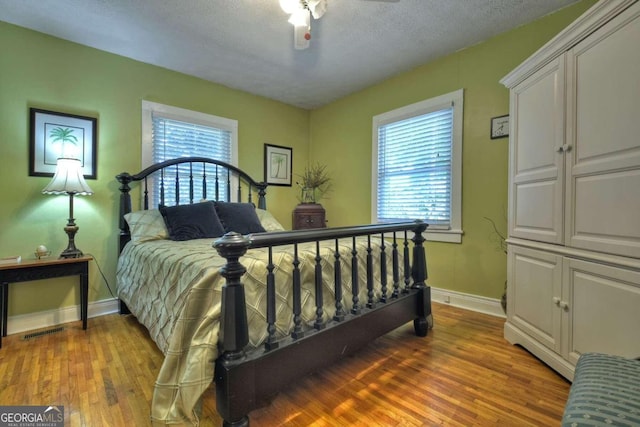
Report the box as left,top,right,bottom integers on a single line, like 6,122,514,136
0,303,570,426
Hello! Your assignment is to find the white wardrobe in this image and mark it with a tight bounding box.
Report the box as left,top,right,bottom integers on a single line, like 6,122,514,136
501,0,640,380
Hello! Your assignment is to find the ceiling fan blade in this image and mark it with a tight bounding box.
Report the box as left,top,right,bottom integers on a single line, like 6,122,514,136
308,0,327,19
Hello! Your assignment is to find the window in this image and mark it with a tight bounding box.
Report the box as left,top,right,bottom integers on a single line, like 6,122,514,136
141,101,238,206
372,89,463,243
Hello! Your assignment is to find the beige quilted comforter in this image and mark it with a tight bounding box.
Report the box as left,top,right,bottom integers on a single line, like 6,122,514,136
116,236,396,425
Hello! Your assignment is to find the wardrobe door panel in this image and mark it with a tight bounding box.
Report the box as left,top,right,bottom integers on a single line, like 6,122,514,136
510,58,565,244
565,258,640,365
567,3,640,257
508,246,563,353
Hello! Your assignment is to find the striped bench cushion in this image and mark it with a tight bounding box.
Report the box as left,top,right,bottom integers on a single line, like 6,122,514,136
562,353,640,426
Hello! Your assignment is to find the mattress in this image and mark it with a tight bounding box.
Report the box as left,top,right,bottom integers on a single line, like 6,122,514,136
116,236,396,425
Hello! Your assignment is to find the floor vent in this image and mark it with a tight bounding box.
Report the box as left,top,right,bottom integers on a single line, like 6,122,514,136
23,327,65,340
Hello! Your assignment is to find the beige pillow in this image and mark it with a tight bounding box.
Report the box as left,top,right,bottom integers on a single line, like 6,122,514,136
124,209,169,243
255,208,286,232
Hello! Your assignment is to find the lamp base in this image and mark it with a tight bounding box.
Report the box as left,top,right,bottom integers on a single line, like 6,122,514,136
60,248,84,259
59,224,83,259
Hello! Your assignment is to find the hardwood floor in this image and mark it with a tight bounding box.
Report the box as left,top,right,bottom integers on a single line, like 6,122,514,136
0,303,570,426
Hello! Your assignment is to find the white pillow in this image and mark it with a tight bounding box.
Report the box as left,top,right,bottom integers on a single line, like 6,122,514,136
124,209,169,243
255,208,286,232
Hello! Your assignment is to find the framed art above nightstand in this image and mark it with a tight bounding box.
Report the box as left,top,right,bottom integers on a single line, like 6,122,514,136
29,108,98,178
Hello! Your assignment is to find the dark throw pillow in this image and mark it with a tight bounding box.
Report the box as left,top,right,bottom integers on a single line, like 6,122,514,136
159,201,225,241
214,202,266,235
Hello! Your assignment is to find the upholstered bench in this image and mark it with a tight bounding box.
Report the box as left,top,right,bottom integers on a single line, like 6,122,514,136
562,353,640,426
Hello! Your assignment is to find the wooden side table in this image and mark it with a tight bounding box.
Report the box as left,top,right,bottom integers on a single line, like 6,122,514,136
0,255,92,348
292,203,327,230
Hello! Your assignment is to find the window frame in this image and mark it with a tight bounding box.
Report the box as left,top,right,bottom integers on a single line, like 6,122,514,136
372,89,464,243
141,100,239,205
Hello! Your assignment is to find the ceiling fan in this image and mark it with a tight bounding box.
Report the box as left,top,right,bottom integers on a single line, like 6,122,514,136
280,0,400,50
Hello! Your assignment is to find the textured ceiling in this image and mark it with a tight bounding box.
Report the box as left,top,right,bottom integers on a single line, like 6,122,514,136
0,0,579,109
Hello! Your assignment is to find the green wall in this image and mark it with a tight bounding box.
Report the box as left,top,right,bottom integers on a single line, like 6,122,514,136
0,0,595,318
0,22,308,316
309,1,595,300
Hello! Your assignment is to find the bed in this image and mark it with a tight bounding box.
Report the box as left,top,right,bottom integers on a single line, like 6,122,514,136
116,157,433,426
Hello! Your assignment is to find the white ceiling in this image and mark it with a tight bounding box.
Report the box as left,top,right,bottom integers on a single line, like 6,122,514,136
0,0,579,109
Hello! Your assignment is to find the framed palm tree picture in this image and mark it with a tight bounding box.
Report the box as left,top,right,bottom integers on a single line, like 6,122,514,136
29,108,98,178
264,143,292,186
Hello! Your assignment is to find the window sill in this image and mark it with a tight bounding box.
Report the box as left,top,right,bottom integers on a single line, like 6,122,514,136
425,229,463,243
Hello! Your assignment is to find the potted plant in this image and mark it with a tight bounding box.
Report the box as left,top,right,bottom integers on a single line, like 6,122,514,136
292,163,332,229
296,163,332,205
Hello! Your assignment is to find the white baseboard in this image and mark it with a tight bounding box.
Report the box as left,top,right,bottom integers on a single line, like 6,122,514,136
430,286,506,318
5,289,502,335
6,298,120,336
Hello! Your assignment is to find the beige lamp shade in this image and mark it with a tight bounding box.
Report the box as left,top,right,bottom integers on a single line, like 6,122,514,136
42,158,93,195
42,157,93,258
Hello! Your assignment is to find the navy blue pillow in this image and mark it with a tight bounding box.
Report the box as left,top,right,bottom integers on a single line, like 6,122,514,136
160,201,225,241
214,202,266,235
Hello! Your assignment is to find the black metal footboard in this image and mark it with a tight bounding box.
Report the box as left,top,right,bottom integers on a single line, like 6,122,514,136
212,220,431,427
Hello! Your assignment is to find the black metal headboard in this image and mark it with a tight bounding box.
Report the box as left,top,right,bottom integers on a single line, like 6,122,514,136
116,156,268,252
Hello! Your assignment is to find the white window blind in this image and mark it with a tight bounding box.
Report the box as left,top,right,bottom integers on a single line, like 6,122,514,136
151,116,232,205
377,108,453,225
141,101,238,207
152,116,232,164
372,89,463,243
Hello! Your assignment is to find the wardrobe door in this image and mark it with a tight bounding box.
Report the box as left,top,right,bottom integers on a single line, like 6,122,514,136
566,2,640,258
507,245,563,353
564,257,640,366
509,58,565,244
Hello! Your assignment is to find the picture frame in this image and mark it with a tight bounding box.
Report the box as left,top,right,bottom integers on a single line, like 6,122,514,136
264,143,292,186
490,114,509,139
29,108,98,179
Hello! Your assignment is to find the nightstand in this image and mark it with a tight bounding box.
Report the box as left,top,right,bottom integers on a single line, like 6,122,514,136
293,203,327,230
0,255,92,348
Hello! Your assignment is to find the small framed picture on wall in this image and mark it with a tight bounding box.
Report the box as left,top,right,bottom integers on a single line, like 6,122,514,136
490,114,509,140
264,143,292,186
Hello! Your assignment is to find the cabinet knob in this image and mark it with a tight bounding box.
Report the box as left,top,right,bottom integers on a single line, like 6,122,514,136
552,297,561,305
559,301,569,310
555,144,573,153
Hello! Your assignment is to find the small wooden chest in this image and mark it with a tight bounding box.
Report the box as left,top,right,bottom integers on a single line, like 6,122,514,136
292,203,326,230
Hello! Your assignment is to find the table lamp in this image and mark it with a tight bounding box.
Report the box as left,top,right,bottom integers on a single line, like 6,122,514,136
42,157,93,258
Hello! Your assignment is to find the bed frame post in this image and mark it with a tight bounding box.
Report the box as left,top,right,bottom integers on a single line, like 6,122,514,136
212,232,252,427
411,220,432,336
116,172,133,252
115,172,134,315
256,184,267,210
